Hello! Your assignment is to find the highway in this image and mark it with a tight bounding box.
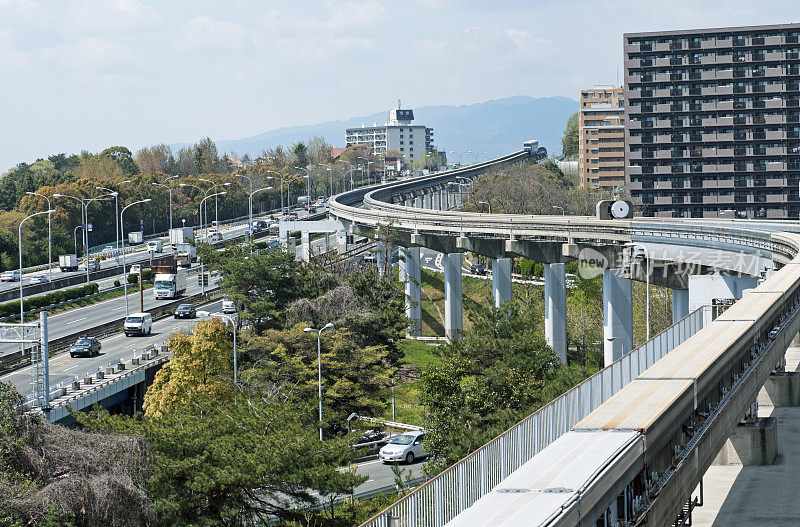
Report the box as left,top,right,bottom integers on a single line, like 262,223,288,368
4,297,225,396
352,458,425,495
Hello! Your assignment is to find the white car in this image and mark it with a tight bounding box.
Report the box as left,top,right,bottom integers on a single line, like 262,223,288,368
28,275,49,284
222,299,236,314
378,431,427,464
129,264,141,276
0,270,21,282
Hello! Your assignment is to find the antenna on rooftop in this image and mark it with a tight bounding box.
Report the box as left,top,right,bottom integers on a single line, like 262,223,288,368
397,98,401,108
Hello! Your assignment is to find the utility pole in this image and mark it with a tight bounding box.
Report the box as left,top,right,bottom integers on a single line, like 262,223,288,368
139,266,144,313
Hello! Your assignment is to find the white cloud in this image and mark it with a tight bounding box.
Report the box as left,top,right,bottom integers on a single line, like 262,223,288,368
0,0,47,21
173,16,245,52
42,36,136,71
62,0,162,33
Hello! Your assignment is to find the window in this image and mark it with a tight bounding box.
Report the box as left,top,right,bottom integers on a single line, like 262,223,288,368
400,147,404,151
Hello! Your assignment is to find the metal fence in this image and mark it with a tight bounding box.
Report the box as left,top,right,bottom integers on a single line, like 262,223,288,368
361,306,710,527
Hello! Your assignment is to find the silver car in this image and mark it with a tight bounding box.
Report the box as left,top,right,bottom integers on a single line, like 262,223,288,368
378,431,427,464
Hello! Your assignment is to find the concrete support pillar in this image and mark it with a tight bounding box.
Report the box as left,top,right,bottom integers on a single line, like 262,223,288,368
603,269,633,366
404,247,421,336
423,193,432,209
492,258,512,308
336,230,347,254
300,231,311,262
544,263,568,363
689,273,759,324
712,417,778,466
758,371,800,407
376,242,385,278
414,196,423,208
443,253,463,341
437,191,443,211
672,289,689,323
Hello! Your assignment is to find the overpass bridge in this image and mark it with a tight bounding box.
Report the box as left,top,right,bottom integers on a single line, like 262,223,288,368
327,150,800,526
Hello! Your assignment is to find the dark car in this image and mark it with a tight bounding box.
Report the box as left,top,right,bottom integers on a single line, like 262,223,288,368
70,336,101,358
308,207,317,213
174,303,196,319
470,263,486,275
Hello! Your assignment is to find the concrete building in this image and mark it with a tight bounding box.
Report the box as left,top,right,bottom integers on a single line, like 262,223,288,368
345,105,436,164
579,86,625,190
624,23,800,218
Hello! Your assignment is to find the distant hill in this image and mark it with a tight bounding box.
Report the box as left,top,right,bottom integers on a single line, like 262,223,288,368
184,95,577,161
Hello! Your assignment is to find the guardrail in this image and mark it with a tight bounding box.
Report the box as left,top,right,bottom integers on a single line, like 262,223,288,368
0,286,221,374
360,307,710,527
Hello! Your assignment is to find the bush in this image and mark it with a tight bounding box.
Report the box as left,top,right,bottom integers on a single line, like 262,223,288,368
114,280,121,288
0,282,99,318
142,269,154,282
128,274,138,285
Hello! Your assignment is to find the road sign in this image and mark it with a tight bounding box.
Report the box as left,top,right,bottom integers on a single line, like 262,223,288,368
87,223,93,232
140,219,144,229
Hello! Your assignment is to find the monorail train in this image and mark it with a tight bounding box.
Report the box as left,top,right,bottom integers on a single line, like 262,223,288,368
523,140,548,161
448,239,800,526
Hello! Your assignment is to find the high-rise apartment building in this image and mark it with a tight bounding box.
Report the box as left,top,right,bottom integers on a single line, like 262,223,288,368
346,106,435,163
579,86,625,189
624,24,800,218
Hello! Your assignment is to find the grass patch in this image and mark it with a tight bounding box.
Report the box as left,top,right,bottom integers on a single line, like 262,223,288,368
384,379,425,427
398,339,442,371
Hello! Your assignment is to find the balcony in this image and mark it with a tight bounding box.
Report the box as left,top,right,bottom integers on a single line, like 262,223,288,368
766,130,785,140
671,165,685,174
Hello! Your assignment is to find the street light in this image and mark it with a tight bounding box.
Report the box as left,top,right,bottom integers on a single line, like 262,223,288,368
54,192,114,284
552,206,565,215
477,200,492,214
180,183,212,237
304,322,335,441
96,180,131,253
606,336,624,365
151,181,175,237
73,225,83,257
247,187,273,242
19,210,56,323
197,310,238,386
120,199,151,316
25,192,52,282
357,156,372,185
234,173,254,238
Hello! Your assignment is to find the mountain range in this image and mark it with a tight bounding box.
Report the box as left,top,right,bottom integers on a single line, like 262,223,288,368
192,95,578,161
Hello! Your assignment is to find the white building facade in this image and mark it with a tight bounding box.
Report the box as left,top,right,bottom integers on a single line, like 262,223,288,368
346,107,435,163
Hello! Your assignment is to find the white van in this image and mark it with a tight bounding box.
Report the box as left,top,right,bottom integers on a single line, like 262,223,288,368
124,312,153,336
147,240,162,253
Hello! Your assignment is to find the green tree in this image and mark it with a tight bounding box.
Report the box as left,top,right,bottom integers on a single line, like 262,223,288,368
291,141,310,168
79,386,363,526
420,302,590,472
244,323,393,431
561,111,579,158
101,146,139,175
144,319,235,418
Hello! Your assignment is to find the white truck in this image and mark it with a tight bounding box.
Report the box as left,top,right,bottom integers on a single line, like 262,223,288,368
146,240,163,253
152,259,187,299
128,231,144,245
175,243,197,268
59,254,79,272
169,227,194,246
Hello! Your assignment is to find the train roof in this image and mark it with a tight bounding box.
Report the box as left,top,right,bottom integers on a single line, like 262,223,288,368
714,291,783,322
574,379,693,432
636,320,754,380
445,430,640,527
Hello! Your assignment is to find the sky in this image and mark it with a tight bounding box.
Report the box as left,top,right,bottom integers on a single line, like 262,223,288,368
2,0,800,171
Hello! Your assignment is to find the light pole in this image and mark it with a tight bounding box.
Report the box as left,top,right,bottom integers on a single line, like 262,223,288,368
120,199,151,316
203,180,230,227
235,173,254,238
151,180,176,237
73,225,83,257
25,192,52,281
180,183,211,237
304,322,335,441
552,206,565,215
357,156,372,185
606,336,624,363
339,160,354,190
247,187,273,245
626,242,651,341
96,180,131,253
197,310,238,387
478,200,492,214
263,169,285,215
54,192,114,284
19,209,55,322
199,192,228,241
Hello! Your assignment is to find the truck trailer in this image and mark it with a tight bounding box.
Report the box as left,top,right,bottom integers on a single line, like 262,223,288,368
152,258,187,299
59,254,79,272
128,231,144,245
169,227,194,246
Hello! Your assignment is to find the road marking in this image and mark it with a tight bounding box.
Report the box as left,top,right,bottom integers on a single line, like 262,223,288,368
357,459,385,467
68,317,87,324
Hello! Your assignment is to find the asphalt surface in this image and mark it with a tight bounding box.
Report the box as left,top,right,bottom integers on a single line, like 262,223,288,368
352,457,426,495
3,297,226,395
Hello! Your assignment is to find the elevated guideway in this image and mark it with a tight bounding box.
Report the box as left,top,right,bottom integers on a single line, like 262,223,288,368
326,150,800,526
